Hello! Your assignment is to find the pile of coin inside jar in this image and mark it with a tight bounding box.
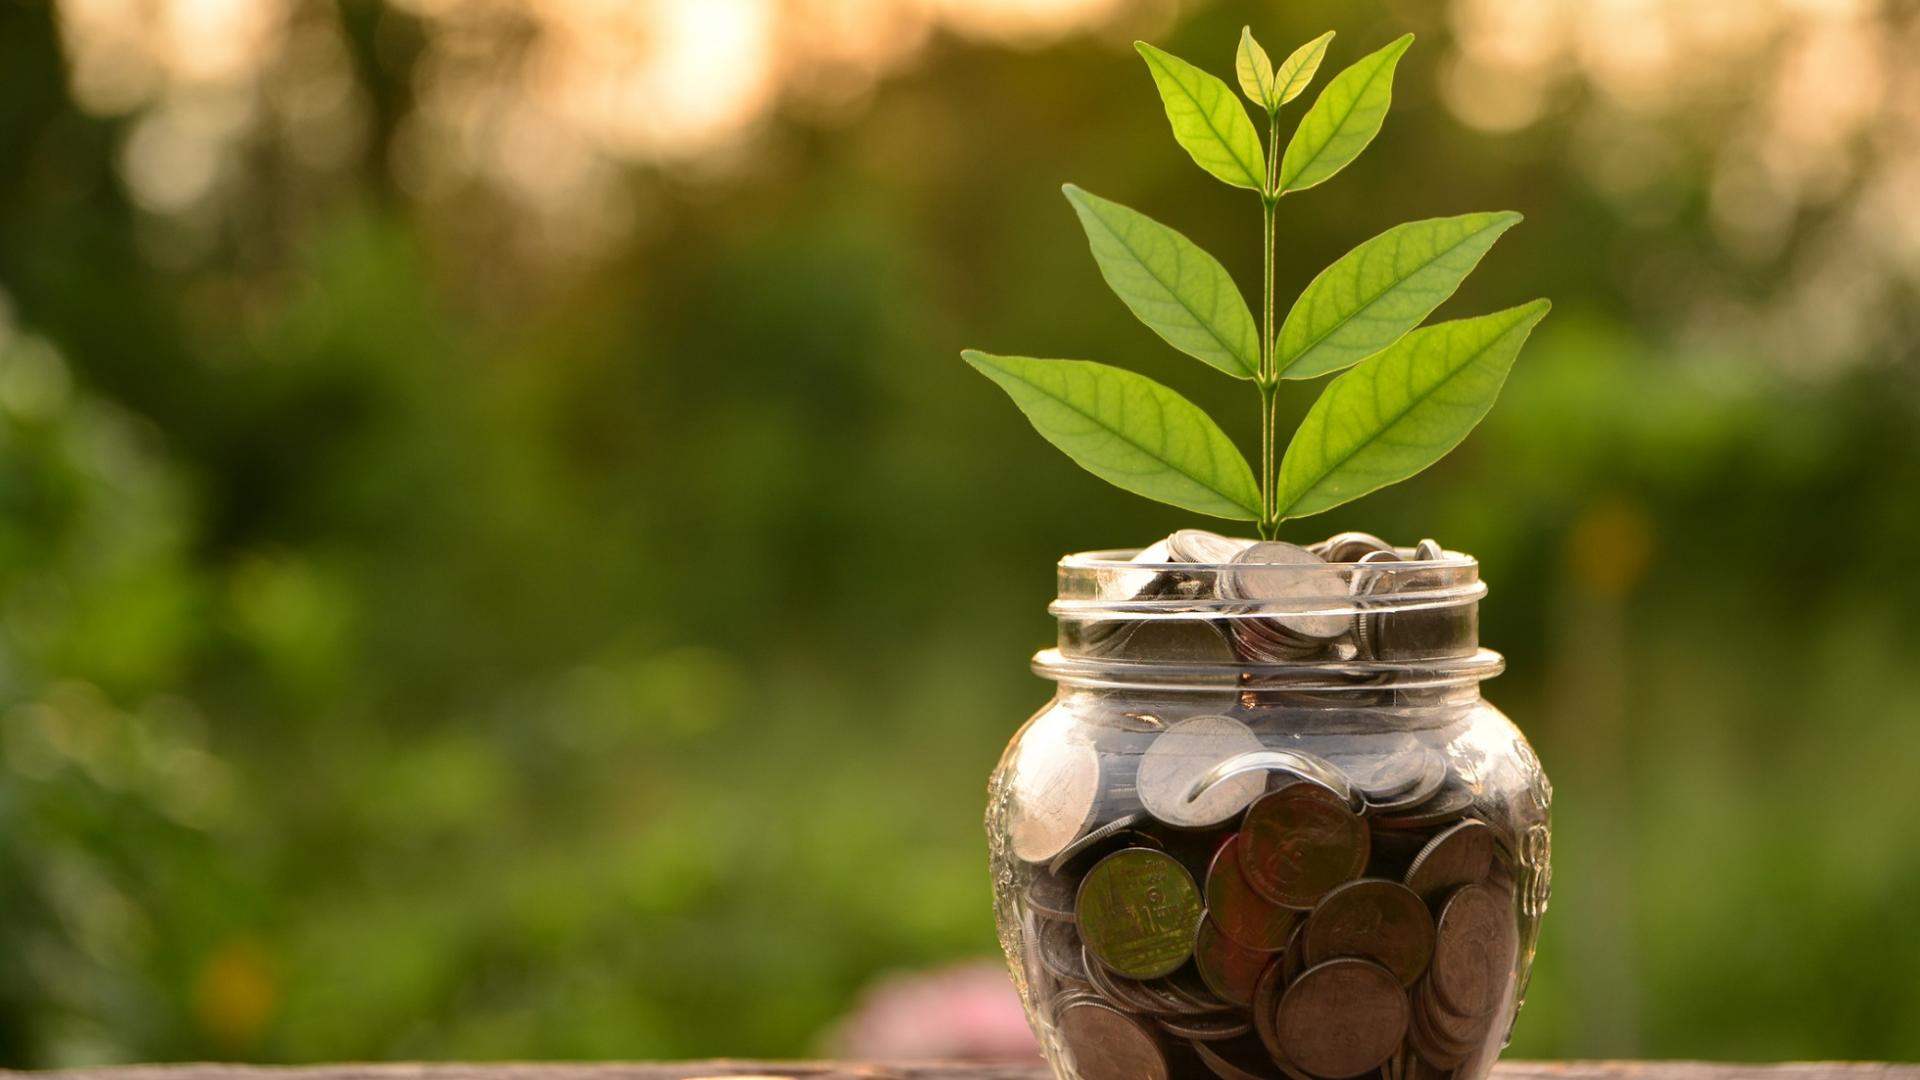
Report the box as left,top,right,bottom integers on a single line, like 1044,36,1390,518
1009,531,1522,1080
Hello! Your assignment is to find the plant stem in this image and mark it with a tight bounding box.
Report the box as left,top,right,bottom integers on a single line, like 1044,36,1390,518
1257,111,1282,539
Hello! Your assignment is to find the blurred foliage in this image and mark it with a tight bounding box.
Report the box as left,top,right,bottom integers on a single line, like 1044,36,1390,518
3,0,1920,1069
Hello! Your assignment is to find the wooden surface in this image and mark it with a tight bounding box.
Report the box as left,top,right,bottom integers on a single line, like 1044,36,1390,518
5,1062,1914,1080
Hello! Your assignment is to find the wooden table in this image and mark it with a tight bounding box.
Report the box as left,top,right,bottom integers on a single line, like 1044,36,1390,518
6,1063,1915,1080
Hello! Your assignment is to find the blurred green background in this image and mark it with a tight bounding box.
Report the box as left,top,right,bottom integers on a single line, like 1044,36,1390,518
3,0,1920,1067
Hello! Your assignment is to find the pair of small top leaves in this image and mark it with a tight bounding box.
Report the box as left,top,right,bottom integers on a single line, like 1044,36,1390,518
1142,29,1397,197
963,30,1550,523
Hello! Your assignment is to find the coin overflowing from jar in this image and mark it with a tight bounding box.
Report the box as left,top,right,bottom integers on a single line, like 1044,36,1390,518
1076,530,1466,665
1004,531,1537,1080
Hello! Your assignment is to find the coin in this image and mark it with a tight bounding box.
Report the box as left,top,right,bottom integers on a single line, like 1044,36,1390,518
1331,736,1429,802
1038,918,1091,984
1429,884,1516,1018
1027,866,1080,922
1083,945,1223,1017
1159,1011,1255,1042
1133,539,1174,563
1314,531,1395,563
1249,952,1313,1080
1078,847,1204,980
1138,716,1269,828
1193,918,1271,1007
1421,982,1488,1054
1050,812,1150,876
1056,998,1171,1080
1407,988,1471,1069
1008,718,1102,863
1359,750,1448,814
1371,782,1476,828
1081,617,1239,663
1405,819,1496,901
1303,878,1435,986
1281,919,1307,985
1414,538,1445,561
1347,551,1400,660
1239,782,1370,909
1223,542,1352,643
1191,1035,1293,1080
1275,958,1410,1080
1167,529,1257,565
1205,835,1297,952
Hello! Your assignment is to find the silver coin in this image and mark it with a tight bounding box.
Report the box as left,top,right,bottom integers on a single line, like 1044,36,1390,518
1138,716,1268,828
1167,529,1254,564
1328,734,1427,801
1360,750,1448,814
1372,780,1477,827
1222,542,1351,641
1414,538,1445,561
1048,812,1149,876
1132,538,1174,563
1349,549,1403,660
1182,747,1356,810
1008,714,1102,863
1078,618,1238,663
1315,531,1395,563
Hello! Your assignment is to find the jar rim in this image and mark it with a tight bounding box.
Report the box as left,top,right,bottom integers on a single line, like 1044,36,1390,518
1048,544,1490,678
1059,546,1477,571
1032,646,1506,691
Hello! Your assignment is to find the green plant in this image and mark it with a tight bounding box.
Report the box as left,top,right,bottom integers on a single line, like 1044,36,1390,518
962,28,1550,538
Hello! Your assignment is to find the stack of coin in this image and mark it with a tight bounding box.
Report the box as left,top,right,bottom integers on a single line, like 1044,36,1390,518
1012,713,1519,1080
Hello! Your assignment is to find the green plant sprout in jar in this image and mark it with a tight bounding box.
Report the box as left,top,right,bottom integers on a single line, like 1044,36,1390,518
963,26,1553,1080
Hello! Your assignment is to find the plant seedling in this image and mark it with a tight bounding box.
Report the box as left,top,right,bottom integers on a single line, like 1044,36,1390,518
963,28,1549,539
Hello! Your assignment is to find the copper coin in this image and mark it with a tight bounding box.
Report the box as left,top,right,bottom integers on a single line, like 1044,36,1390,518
1281,919,1307,984
1078,847,1204,980
1163,966,1233,1014
1206,835,1297,952
1056,998,1171,1080
1191,1035,1292,1080
1407,988,1472,1068
1159,1012,1254,1042
1421,983,1489,1054
1405,820,1496,901
1193,918,1271,1007
1082,945,1223,1018
1304,878,1435,986
1240,783,1369,909
1429,884,1516,1018
1275,958,1410,1080
1250,960,1315,1080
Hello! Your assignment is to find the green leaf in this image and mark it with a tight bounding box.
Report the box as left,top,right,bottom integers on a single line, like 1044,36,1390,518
962,350,1261,519
1277,33,1412,194
1063,184,1260,380
1236,28,1277,112
1272,31,1336,107
1136,42,1267,191
1277,211,1523,380
1274,300,1550,519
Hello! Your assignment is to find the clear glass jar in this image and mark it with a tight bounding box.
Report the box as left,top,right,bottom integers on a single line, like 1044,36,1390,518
986,540,1551,1080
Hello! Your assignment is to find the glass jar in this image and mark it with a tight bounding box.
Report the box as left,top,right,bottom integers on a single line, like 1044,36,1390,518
986,539,1551,1080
